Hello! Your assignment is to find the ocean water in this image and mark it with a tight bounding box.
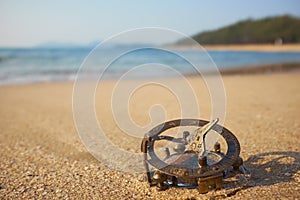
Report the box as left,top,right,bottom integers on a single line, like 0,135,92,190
0,46,300,85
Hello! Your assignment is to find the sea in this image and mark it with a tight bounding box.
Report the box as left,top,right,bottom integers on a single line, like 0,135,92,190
1,46,300,85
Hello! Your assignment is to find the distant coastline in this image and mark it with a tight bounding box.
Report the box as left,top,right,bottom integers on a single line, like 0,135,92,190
183,62,300,77
219,62,300,75
166,44,300,52
175,16,300,47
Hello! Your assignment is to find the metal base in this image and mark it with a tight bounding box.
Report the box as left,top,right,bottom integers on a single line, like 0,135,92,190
197,173,223,194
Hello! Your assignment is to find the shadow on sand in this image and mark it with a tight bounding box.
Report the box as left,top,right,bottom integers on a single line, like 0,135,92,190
244,151,300,186
209,151,299,199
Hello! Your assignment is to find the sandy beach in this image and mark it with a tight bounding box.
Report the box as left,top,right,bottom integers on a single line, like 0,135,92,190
168,44,300,52
0,69,300,199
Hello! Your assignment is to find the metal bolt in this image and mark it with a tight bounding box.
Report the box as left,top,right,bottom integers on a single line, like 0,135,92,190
198,156,208,167
214,142,221,153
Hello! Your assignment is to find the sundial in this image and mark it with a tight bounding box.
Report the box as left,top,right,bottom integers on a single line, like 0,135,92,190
141,118,250,193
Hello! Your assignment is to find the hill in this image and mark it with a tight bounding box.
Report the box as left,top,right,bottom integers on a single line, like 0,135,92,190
176,15,300,45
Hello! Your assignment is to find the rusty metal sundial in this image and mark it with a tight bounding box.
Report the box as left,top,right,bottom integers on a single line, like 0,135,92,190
141,118,249,193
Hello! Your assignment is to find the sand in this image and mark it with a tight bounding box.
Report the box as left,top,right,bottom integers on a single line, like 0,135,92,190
168,44,300,52
0,71,300,199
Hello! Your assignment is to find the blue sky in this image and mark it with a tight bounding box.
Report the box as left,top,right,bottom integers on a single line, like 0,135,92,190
0,0,300,47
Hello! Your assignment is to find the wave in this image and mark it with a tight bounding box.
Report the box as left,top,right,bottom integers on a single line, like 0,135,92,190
1,47,300,85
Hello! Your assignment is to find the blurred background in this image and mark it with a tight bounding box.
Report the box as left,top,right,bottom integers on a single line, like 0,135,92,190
0,0,300,84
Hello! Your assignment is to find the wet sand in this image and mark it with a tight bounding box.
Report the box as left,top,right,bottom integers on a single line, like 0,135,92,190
0,68,299,199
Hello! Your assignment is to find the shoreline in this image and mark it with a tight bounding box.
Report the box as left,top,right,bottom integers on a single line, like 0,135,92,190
220,62,300,75
1,62,300,87
167,43,300,52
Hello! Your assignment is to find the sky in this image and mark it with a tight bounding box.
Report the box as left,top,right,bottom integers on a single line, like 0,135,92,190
0,0,300,47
